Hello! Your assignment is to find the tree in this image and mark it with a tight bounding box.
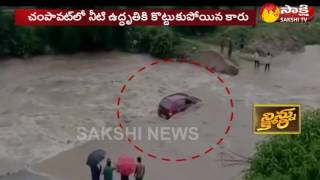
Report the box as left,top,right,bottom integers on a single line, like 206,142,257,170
149,28,178,58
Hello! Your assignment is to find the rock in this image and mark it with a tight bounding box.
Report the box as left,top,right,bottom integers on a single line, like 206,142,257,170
190,50,239,76
66,139,72,144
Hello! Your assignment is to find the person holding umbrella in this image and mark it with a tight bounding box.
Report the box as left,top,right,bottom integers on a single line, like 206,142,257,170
116,155,137,180
86,149,106,180
121,173,129,180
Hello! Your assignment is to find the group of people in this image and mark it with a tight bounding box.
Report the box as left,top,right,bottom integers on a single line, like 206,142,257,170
91,156,145,180
253,51,273,72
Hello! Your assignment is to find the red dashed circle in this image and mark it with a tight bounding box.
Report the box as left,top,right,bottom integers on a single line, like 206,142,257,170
115,58,236,163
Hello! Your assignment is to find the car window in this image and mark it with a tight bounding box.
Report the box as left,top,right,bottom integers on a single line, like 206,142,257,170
160,99,172,109
186,99,193,104
175,99,186,107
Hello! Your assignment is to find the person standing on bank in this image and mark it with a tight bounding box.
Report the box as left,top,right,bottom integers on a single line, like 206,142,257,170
228,38,233,59
90,163,102,180
220,34,226,54
86,149,106,180
134,157,145,180
220,39,225,54
254,51,260,69
264,52,272,72
103,158,115,180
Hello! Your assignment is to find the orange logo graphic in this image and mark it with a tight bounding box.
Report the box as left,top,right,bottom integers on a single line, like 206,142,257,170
260,3,281,23
253,104,301,134
260,3,315,23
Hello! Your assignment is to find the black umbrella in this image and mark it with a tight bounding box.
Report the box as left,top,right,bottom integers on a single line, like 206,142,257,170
86,149,106,167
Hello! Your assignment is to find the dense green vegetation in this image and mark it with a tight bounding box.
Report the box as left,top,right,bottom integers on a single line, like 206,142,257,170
0,10,215,59
122,27,180,58
245,109,320,180
0,11,45,57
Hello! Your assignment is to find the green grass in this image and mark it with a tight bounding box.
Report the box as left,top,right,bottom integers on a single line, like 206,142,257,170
173,38,205,57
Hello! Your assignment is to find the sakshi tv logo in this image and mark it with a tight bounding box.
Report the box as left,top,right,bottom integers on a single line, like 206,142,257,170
260,3,315,23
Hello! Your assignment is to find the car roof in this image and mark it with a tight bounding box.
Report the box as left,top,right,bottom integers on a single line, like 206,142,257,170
164,93,189,101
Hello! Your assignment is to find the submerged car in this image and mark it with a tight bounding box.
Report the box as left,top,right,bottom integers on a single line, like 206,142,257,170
158,93,201,119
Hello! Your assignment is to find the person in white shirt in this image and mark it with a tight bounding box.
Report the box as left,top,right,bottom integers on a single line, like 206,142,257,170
264,52,272,72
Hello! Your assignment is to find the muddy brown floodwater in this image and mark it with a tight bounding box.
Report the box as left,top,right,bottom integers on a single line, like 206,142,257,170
0,46,320,180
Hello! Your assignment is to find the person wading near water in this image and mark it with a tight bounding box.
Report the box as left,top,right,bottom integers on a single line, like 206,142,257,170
134,157,145,180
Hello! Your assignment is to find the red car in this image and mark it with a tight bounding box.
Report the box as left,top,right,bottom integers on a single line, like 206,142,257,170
158,93,201,119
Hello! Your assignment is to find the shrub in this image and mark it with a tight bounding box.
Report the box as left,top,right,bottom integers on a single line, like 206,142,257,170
149,28,178,58
0,11,45,57
46,27,114,54
123,27,148,53
13,27,46,57
0,11,13,56
48,27,82,54
111,27,127,49
122,27,179,58
245,109,320,180
79,27,114,51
